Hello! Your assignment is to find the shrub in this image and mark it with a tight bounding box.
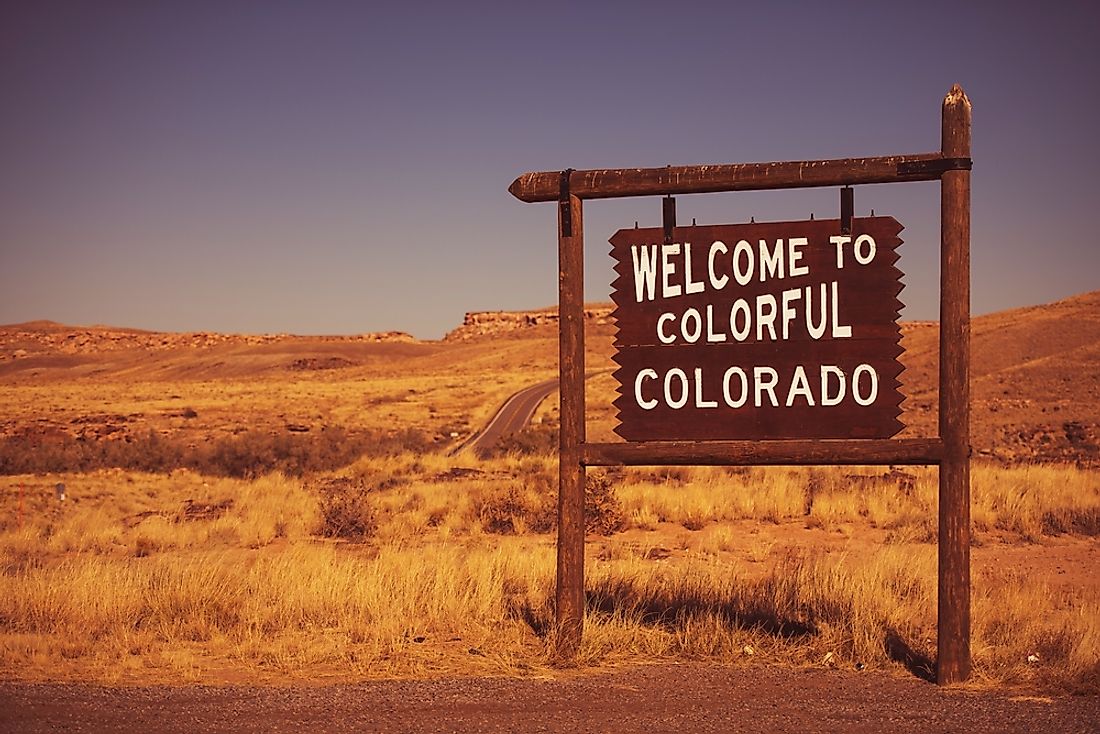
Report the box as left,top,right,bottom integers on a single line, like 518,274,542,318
315,477,376,541
473,471,624,536
481,423,558,458
474,483,555,535
0,426,435,478
585,472,625,535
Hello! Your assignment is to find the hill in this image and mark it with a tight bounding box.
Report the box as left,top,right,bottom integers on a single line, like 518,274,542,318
899,290,1100,463
1,291,1097,467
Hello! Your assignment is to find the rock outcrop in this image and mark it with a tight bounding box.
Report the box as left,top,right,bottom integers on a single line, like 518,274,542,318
0,325,415,359
445,305,614,341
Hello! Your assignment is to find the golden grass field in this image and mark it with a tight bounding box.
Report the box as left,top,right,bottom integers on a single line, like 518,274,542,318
1,458,1097,692
1,293,1098,693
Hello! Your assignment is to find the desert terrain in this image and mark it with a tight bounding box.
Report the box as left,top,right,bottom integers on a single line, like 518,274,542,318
1,292,1098,729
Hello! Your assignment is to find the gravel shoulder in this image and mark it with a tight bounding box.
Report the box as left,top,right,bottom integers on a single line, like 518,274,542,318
3,663,1098,734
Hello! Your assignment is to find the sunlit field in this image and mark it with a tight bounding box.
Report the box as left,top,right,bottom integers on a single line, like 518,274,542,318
2,307,1099,693
2,453,1097,693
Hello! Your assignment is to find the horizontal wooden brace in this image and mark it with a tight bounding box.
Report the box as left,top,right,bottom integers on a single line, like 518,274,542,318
509,153,957,203
580,438,944,467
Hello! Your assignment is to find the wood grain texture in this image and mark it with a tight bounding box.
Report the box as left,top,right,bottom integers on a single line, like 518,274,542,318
510,153,956,202
582,438,944,466
555,191,585,659
936,83,972,685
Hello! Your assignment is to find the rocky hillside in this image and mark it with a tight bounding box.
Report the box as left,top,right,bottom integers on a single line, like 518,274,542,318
0,321,415,360
445,305,614,341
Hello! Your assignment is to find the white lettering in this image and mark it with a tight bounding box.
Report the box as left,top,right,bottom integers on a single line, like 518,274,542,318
732,239,754,286
723,367,749,408
805,283,828,340
830,235,851,269
664,368,689,409
635,368,659,410
754,366,779,407
853,364,878,405
820,366,846,406
853,234,876,265
781,288,801,340
706,304,726,343
661,243,681,298
684,243,705,294
694,367,717,408
786,365,815,406
788,237,809,277
681,308,703,344
656,312,676,344
708,240,729,290
631,244,660,302
729,300,751,342
759,239,784,281
633,364,882,411
830,281,852,338
756,294,778,341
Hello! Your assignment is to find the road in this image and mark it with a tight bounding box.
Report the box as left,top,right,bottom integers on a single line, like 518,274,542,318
2,663,1097,733
451,377,560,455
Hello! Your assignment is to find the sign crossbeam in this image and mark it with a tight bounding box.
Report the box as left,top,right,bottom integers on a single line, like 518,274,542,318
509,152,972,202
582,438,944,467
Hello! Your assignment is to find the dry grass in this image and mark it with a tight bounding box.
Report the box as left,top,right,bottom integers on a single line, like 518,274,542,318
3,302,1097,690
1,456,1098,692
0,331,569,477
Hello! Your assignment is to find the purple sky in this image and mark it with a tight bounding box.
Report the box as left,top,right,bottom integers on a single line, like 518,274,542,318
2,2,1098,339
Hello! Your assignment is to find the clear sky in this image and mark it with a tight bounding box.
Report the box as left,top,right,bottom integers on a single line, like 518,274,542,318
2,1,1097,339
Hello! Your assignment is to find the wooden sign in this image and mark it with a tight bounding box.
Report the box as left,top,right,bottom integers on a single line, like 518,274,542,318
610,216,905,441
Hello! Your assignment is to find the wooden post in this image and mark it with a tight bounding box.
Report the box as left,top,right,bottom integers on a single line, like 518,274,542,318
556,179,586,658
937,84,972,684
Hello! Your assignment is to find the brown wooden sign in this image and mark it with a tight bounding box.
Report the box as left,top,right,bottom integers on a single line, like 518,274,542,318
610,216,905,441
510,84,971,683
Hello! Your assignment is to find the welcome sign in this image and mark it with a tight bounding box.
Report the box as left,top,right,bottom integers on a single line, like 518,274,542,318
610,217,906,441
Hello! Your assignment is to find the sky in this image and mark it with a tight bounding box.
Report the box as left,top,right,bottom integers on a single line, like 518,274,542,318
2,1,1098,340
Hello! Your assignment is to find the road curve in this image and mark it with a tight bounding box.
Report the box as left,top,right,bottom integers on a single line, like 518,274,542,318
451,377,560,455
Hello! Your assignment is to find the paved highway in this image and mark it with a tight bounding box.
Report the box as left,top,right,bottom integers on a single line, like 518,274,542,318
451,377,560,455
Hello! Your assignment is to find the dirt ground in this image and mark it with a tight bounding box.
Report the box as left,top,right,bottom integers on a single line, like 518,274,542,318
3,663,1098,734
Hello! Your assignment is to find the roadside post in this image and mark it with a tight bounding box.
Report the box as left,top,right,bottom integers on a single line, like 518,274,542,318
509,86,972,684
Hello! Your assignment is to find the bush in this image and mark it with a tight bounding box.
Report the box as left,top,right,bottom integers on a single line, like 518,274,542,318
315,477,376,541
585,472,625,535
481,423,558,458
0,425,434,478
472,471,625,536
474,482,555,535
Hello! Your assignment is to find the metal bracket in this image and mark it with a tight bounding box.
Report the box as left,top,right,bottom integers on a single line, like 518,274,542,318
840,186,854,235
662,196,676,244
897,157,972,177
559,169,574,237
